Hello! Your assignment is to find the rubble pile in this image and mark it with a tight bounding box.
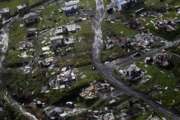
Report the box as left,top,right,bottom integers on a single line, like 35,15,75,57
144,51,172,68
131,33,163,49
87,109,115,120
0,30,8,53
80,82,97,99
155,20,177,32
49,67,77,90
62,0,80,16
18,41,34,57
80,81,114,99
119,64,144,81
44,106,86,120
153,52,172,68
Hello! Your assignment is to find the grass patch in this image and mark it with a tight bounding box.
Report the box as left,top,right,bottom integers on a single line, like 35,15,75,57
102,21,136,37
136,61,180,108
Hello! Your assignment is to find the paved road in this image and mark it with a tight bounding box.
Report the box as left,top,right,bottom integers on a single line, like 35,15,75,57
0,0,64,119
91,0,180,119
0,19,39,120
107,40,180,70
0,1,56,119
2,91,38,120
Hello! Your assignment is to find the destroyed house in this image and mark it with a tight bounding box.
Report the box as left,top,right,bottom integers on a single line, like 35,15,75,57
50,35,64,48
62,0,80,16
50,35,74,49
120,64,144,81
0,34,4,50
0,8,10,19
55,26,68,35
0,15,2,28
114,0,139,11
27,28,37,39
65,24,80,32
154,52,172,68
23,12,39,25
17,4,29,16
55,24,80,35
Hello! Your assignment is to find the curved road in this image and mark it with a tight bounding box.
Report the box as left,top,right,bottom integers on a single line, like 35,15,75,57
107,39,180,70
91,0,180,119
0,0,61,120
0,21,39,120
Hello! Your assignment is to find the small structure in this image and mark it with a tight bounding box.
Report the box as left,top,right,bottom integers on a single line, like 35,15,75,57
65,24,80,32
154,52,171,68
80,82,97,99
80,81,113,100
0,15,2,28
18,41,33,51
62,0,80,16
0,30,8,53
64,36,75,45
109,36,131,48
130,33,162,49
113,0,138,11
39,57,54,67
54,26,68,35
27,28,37,39
23,12,39,26
50,35,64,50
105,36,114,49
54,24,80,35
50,35,64,42
21,64,32,74
128,18,141,29
0,106,4,117
0,8,10,19
89,110,115,120
50,35,75,50
177,8,180,14
42,46,50,52
17,4,29,16
44,106,64,120
0,34,4,51
66,101,74,108
107,7,114,14
135,8,145,15
156,20,176,32
106,2,115,14
144,57,153,64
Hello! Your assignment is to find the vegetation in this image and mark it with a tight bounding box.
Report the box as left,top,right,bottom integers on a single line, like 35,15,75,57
137,60,180,108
